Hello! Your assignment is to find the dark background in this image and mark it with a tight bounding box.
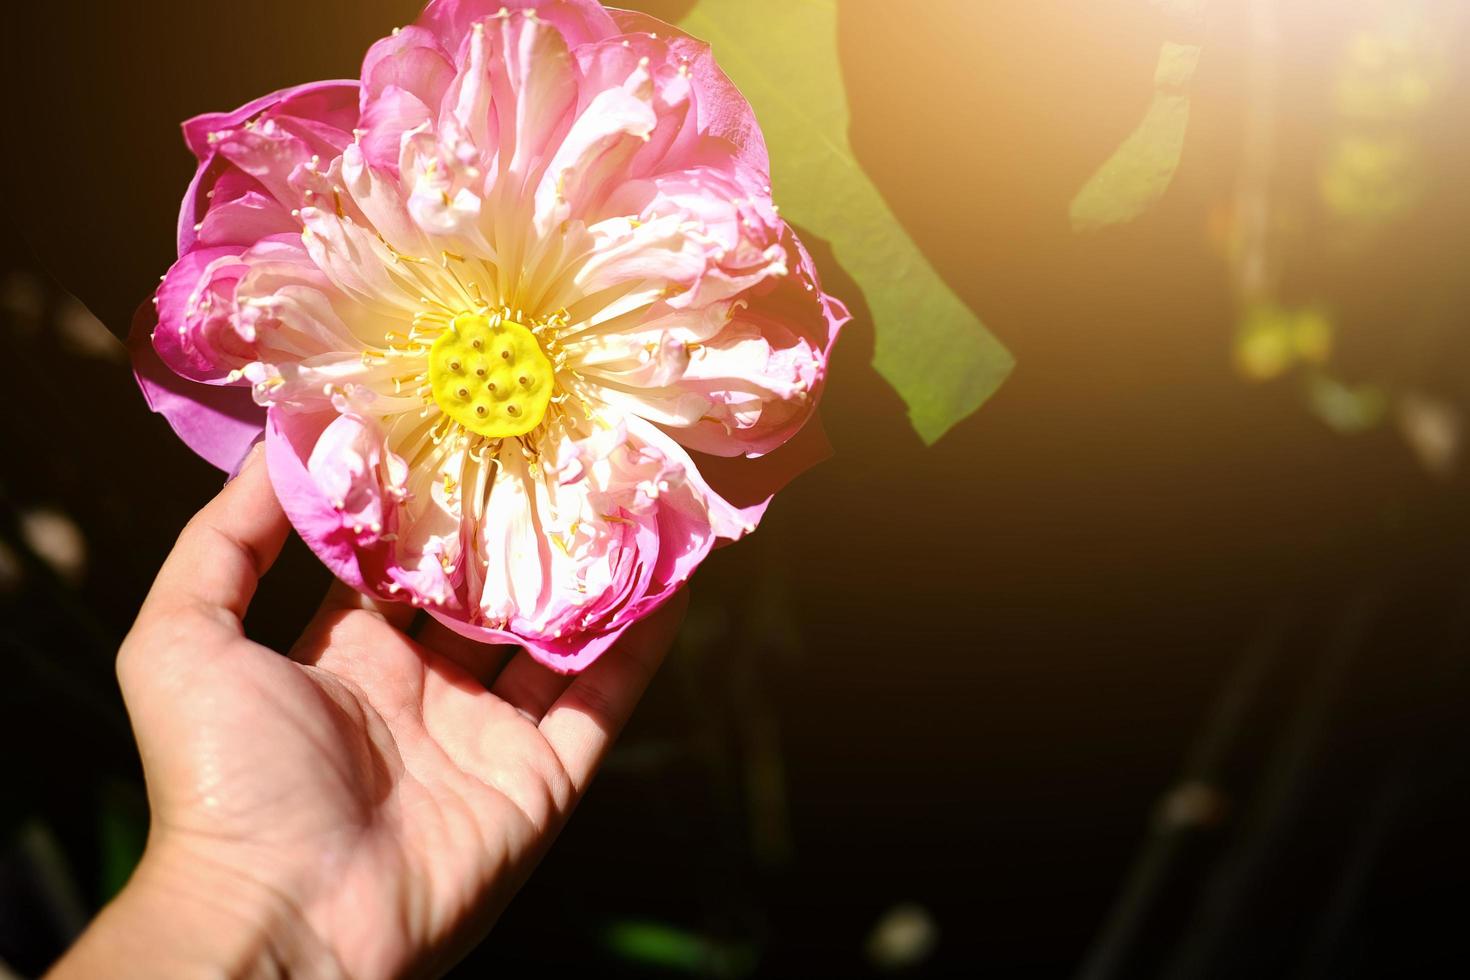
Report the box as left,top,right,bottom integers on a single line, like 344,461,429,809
3,1,1470,976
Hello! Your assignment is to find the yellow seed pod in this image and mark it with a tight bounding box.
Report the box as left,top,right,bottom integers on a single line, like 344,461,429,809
428,313,554,438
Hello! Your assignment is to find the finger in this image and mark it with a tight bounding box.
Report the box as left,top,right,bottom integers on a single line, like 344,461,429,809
415,617,516,686
488,650,576,724
288,580,419,665
316,579,419,629
315,579,420,632
538,590,688,792
140,444,288,626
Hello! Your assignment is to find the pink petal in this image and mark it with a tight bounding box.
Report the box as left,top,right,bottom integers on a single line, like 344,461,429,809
128,301,264,474
607,8,770,178
264,406,385,595
357,85,435,174
360,25,456,109
196,189,297,247
178,80,360,255
421,0,618,54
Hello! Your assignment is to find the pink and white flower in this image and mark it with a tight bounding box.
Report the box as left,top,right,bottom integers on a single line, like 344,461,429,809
133,0,847,671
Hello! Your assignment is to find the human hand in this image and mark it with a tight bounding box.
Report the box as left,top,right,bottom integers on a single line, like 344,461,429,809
51,445,686,980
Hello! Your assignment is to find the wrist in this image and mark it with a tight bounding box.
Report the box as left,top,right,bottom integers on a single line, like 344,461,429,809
49,840,341,979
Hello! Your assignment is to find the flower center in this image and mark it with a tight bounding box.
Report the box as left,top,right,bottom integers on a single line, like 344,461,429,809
427,312,555,438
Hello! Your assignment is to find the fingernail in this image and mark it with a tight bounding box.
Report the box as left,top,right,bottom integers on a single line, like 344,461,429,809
225,441,265,484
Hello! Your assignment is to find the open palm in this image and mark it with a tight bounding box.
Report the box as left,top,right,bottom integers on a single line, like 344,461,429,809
110,446,684,979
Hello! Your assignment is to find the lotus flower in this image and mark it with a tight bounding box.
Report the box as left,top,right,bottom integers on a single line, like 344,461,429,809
132,0,847,671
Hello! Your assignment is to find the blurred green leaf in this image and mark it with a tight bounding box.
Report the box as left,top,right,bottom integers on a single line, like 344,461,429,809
605,921,706,971
603,919,755,976
679,0,1013,444
1335,3,1447,122
1070,0,1207,232
1070,41,1201,232
1234,307,1296,382
1304,372,1388,435
1233,303,1333,381
1320,134,1422,224
98,779,147,902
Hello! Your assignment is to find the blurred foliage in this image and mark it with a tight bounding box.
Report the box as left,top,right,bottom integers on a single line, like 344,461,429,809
1071,40,1201,232
1076,0,1461,460
678,0,1013,445
1302,371,1389,436
1319,134,1422,226
95,780,146,903
1321,5,1449,229
1215,0,1461,459
603,920,756,976
1070,1,1207,232
1334,30,1441,121
1232,303,1332,382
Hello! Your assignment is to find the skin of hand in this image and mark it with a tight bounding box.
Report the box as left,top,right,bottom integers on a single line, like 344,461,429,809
49,444,687,980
